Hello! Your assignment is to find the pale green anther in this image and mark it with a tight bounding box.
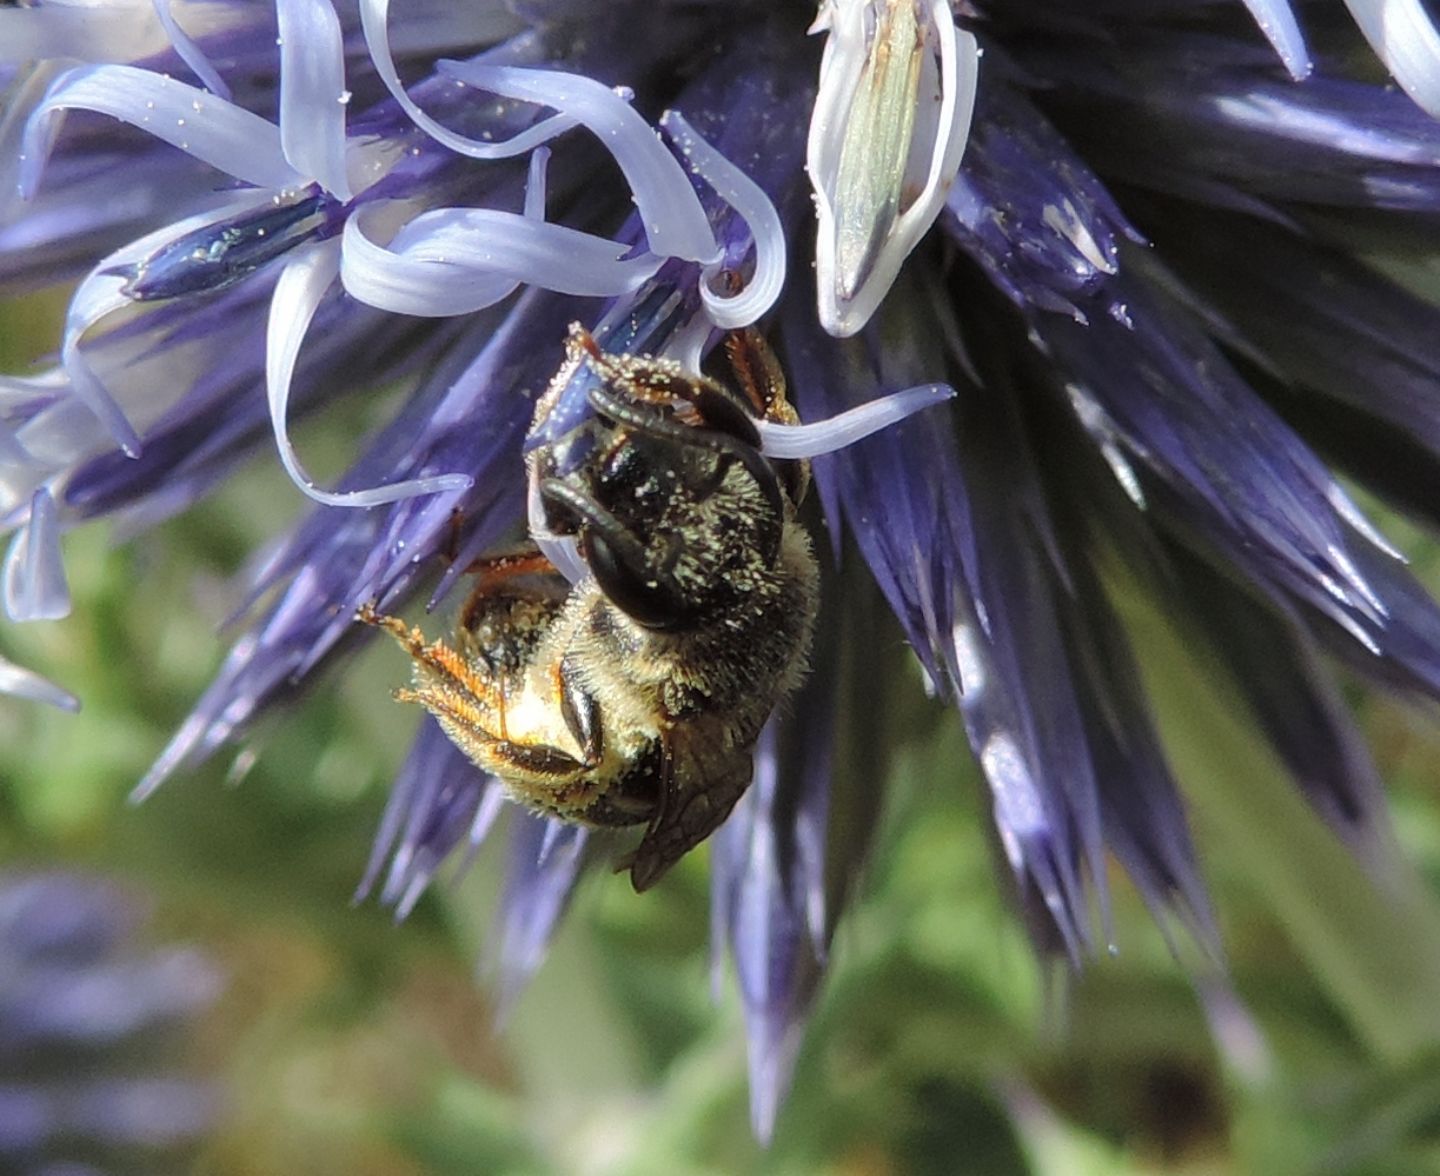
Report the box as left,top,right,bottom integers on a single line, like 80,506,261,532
832,0,923,301
808,0,979,337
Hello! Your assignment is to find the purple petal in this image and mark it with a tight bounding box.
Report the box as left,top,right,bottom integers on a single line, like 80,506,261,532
62,1076,220,1147
711,720,823,1143
941,71,1141,320
781,292,964,690
1053,554,1217,947
0,872,222,1157
132,290,570,798
1042,264,1397,657
357,715,497,915
1323,536,1440,702
1026,27,1440,216
0,873,135,962
0,654,78,710
786,287,1106,959
944,393,1108,962
488,813,590,1017
1141,201,1440,533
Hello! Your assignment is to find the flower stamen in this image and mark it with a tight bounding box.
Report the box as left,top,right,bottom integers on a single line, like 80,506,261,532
115,189,333,301
808,0,979,336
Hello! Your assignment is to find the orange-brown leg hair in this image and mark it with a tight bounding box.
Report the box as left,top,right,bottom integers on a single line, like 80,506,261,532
358,600,596,810
724,327,794,422
357,602,507,717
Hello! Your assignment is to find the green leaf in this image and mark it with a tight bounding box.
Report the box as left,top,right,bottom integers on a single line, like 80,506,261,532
1112,569,1440,1062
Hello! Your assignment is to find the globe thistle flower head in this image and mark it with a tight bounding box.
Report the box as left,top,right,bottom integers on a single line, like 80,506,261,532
9,0,1440,1143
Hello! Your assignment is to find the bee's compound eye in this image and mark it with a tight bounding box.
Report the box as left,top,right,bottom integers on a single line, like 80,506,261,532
584,531,693,630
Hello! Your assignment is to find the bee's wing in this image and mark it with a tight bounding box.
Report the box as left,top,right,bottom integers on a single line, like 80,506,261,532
627,725,753,892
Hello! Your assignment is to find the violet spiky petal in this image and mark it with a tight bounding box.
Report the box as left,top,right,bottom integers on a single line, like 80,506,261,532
489,814,590,1017
1165,542,1396,868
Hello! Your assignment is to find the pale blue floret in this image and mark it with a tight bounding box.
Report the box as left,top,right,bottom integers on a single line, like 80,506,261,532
0,655,78,711
1238,0,1312,79
3,489,69,622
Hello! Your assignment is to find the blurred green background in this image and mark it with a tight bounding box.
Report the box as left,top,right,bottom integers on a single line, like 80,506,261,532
7,298,1440,1176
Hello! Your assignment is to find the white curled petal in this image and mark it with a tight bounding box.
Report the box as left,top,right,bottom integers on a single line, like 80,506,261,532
0,62,64,217
757,383,955,459
62,280,142,457
439,59,718,263
0,367,67,412
658,313,713,372
3,1,248,67
359,0,578,159
395,208,664,294
151,0,233,98
341,204,662,316
21,65,303,199
381,2,523,55
1239,0,1312,80
525,145,550,218
0,654,78,711
660,110,786,329
340,207,518,314
277,0,351,199
1343,0,1440,118
267,241,473,507
4,488,70,621
809,0,881,336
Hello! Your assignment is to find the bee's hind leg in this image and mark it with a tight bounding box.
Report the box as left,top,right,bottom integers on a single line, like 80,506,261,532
357,602,509,718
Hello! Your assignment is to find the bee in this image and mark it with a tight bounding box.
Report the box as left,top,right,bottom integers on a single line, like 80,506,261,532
360,323,819,890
